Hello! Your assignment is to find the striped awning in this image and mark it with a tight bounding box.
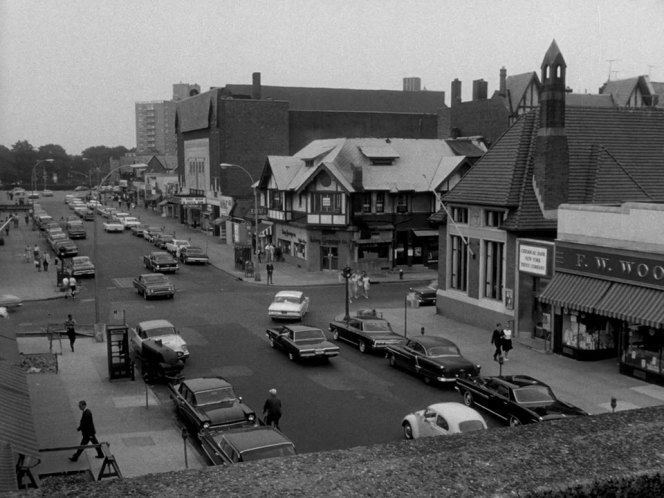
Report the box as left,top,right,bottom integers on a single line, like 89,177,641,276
595,283,664,328
538,272,611,313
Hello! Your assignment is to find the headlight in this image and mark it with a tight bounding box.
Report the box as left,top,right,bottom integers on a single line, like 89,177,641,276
202,421,210,429
248,414,255,421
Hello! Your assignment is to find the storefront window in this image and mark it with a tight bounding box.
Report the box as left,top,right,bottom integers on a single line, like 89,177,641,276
358,243,389,260
624,326,663,374
483,240,504,300
294,241,306,259
278,239,291,257
562,313,616,351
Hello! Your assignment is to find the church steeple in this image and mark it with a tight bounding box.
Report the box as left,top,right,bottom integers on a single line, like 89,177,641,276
540,39,567,129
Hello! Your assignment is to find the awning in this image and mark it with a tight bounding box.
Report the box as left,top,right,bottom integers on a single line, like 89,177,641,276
595,283,664,328
213,216,228,225
158,200,169,206
538,272,611,313
258,222,272,237
412,229,438,237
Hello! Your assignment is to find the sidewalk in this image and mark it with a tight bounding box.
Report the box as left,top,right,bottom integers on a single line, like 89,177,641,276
3,200,664,484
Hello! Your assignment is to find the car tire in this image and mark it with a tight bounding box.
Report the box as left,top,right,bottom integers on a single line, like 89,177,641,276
403,422,414,440
269,338,276,348
288,352,295,361
389,355,397,368
509,416,522,427
358,341,368,354
332,329,340,341
423,376,431,385
463,391,474,407
143,291,148,300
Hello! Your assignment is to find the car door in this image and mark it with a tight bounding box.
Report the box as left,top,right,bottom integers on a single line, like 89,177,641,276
486,381,511,420
407,341,427,374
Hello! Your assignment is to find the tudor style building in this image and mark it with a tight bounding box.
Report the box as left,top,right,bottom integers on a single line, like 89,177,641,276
437,40,664,341
260,137,486,272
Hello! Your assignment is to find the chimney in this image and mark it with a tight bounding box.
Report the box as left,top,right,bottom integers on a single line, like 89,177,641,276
472,79,488,101
499,67,507,95
451,79,462,107
252,72,261,100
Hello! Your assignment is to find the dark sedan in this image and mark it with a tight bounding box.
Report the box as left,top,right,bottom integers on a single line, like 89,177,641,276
200,426,295,465
456,374,589,427
266,325,339,361
409,279,439,306
329,309,403,353
52,239,79,258
132,273,175,300
386,336,481,385
168,377,257,432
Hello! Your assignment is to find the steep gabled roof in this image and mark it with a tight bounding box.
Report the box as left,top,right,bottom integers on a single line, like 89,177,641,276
264,156,304,190
505,72,539,113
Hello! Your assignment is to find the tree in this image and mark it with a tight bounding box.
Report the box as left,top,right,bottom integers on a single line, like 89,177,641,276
38,144,68,161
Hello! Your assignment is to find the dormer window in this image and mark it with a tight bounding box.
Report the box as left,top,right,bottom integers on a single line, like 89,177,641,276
359,145,400,166
305,160,314,167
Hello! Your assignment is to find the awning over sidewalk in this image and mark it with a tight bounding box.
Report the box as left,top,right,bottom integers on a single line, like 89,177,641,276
158,200,169,206
538,272,611,313
412,229,438,237
213,216,228,225
595,282,664,328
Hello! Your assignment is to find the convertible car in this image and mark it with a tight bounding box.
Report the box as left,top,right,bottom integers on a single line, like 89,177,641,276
168,377,257,432
386,336,481,385
268,290,309,321
456,374,589,427
329,309,403,353
402,402,487,439
200,426,296,465
266,324,339,361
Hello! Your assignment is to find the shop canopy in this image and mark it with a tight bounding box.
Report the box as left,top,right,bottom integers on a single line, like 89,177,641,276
538,272,611,313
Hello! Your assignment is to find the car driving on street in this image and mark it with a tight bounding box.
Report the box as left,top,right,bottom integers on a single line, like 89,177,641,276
266,324,339,362
329,309,403,354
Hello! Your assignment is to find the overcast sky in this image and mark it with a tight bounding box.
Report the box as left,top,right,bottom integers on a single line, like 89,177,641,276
1,0,662,155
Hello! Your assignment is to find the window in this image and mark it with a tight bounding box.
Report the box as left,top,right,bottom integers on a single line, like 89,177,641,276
451,207,468,224
435,415,450,431
483,240,504,300
312,193,342,214
362,193,372,213
485,210,503,227
375,192,385,213
450,235,468,291
396,193,408,213
269,190,282,210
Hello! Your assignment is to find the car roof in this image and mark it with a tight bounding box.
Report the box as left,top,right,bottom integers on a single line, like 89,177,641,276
410,336,458,348
220,427,294,452
284,325,322,332
183,377,232,392
137,319,175,330
427,402,485,422
275,290,304,298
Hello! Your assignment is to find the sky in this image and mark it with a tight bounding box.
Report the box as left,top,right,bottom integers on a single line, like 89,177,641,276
1,0,663,156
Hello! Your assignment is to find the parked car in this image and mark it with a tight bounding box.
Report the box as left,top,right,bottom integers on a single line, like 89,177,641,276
143,226,162,242
199,426,296,465
456,374,589,427
74,185,88,192
132,273,175,300
121,216,141,229
265,324,339,362
66,222,87,239
165,239,190,256
386,336,481,385
179,246,210,265
143,251,179,273
154,234,174,249
0,294,23,310
268,290,310,321
130,224,149,237
402,402,487,439
329,309,403,354
130,319,189,360
64,256,95,277
41,189,54,197
52,239,78,258
409,279,439,306
168,377,257,432
103,221,125,232
27,191,40,199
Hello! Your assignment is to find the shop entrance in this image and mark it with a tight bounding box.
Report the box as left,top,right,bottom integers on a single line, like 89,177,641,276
321,246,339,270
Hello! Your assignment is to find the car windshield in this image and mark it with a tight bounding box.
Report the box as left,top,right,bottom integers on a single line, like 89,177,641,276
154,254,173,261
196,387,237,405
513,385,556,404
427,345,460,357
293,329,325,342
274,295,300,304
143,275,169,284
458,420,486,433
144,325,176,338
362,320,393,333
241,444,296,461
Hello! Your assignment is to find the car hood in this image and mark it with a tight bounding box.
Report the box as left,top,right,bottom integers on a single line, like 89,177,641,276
152,335,186,351
202,402,252,426
269,303,301,313
530,401,588,420
411,286,436,296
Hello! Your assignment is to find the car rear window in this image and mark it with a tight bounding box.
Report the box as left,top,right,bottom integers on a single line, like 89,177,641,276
513,385,555,404
458,420,486,433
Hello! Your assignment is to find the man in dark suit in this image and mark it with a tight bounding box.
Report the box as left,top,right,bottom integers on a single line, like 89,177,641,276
69,400,104,461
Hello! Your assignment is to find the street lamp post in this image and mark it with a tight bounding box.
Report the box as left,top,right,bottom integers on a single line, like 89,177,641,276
219,163,261,282
31,159,54,208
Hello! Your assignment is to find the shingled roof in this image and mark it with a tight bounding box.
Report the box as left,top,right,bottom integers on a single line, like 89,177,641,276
443,106,664,231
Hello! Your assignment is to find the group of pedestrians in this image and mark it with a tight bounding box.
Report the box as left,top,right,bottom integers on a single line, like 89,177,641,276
344,270,371,302
491,322,514,361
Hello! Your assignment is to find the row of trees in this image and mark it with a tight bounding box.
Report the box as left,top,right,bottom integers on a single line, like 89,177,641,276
0,141,131,189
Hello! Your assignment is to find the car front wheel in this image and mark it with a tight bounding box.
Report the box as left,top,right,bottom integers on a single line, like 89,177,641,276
288,352,295,361
509,416,521,427
269,338,276,348
403,422,414,439
389,355,397,367
332,329,339,341
463,391,474,407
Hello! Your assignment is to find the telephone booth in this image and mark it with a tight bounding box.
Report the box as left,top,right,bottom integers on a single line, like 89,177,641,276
106,324,132,379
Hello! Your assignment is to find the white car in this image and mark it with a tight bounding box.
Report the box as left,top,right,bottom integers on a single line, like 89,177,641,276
130,319,189,361
165,239,191,256
103,221,125,232
402,402,487,440
121,216,141,229
268,290,310,321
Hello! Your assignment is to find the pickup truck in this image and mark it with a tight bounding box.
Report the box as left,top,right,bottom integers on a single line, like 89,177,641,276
143,251,179,273
165,239,191,256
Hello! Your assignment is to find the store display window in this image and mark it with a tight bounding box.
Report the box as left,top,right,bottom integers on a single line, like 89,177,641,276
562,312,615,351
623,326,664,374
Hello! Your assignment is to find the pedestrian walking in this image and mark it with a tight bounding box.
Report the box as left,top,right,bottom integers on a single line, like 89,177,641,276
266,262,274,285
265,243,275,262
350,271,360,300
491,323,504,361
33,244,40,263
42,253,50,272
263,388,282,430
502,328,513,360
65,314,77,352
62,276,70,298
69,400,105,461
69,276,78,298
24,213,29,225
361,271,370,299
24,244,31,263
